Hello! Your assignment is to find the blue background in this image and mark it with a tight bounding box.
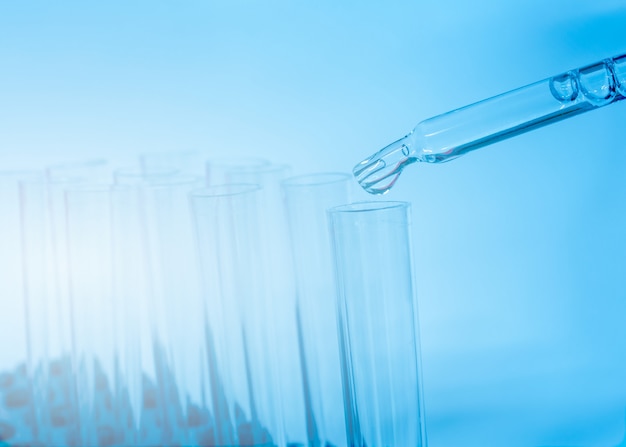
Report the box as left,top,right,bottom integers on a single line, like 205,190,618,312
2,1,626,445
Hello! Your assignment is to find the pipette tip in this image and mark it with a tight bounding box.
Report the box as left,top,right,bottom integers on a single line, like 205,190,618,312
353,138,417,195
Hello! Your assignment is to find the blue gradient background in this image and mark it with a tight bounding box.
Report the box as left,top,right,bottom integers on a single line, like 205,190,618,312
2,1,626,445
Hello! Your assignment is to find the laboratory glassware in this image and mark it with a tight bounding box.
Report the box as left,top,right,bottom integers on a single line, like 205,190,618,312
46,158,111,183
113,168,207,445
19,177,82,446
282,173,352,447
0,171,40,446
190,184,282,446
228,163,307,447
140,150,209,178
328,201,427,446
354,53,626,194
65,185,124,446
205,157,270,185
109,185,144,446
138,174,209,446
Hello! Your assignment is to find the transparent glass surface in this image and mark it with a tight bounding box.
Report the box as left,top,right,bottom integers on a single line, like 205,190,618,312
140,150,210,178
282,173,353,447
191,184,282,446
205,158,270,185
139,175,208,446
328,202,427,447
229,164,307,447
0,171,40,446
109,185,144,446
46,159,111,184
113,168,206,445
19,177,81,446
354,53,626,194
65,185,125,446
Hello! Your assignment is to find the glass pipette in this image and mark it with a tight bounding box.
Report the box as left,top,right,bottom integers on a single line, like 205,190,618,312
354,53,626,194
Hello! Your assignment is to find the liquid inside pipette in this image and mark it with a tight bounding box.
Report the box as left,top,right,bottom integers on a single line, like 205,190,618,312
354,53,626,194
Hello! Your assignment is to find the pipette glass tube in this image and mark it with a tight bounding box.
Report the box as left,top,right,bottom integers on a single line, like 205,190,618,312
354,53,626,194
328,202,426,447
282,173,352,447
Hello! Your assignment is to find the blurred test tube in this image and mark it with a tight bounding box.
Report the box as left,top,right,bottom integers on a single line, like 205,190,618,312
227,163,307,447
19,176,82,446
191,183,282,446
0,171,40,446
65,185,130,446
282,173,353,447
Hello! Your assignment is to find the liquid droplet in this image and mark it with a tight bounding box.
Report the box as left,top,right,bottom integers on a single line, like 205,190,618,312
353,137,416,194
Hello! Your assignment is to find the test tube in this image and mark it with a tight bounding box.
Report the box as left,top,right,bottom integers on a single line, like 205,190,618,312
114,167,191,445
282,173,352,447
46,158,111,184
205,158,270,185
0,171,40,446
109,176,164,446
19,177,81,446
65,185,123,445
139,174,209,445
190,184,281,446
327,202,427,447
140,150,208,178
227,164,307,447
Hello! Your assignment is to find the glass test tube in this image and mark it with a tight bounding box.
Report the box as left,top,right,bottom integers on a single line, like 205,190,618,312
19,177,82,446
113,168,189,445
282,173,352,447
46,158,111,186
65,185,125,446
191,184,281,446
328,202,427,447
227,164,307,447
205,158,270,186
0,171,40,446
140,175,209,446
140,150,211,178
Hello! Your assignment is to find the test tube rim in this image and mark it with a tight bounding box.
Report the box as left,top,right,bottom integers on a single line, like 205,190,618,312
282,172,351,188
140,148,208,159
0,169,44,181
46,158,109,179
190,182,261,198
328,200,409,215
62,183,112,195
113,166,181,184
206,157,271,171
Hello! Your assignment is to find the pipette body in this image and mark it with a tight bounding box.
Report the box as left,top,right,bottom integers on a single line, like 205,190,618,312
354,54,626,194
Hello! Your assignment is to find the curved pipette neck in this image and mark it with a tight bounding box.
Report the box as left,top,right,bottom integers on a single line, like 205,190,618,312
352,133,420,195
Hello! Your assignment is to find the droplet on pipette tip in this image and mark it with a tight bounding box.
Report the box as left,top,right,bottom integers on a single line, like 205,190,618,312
353,139,417,195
